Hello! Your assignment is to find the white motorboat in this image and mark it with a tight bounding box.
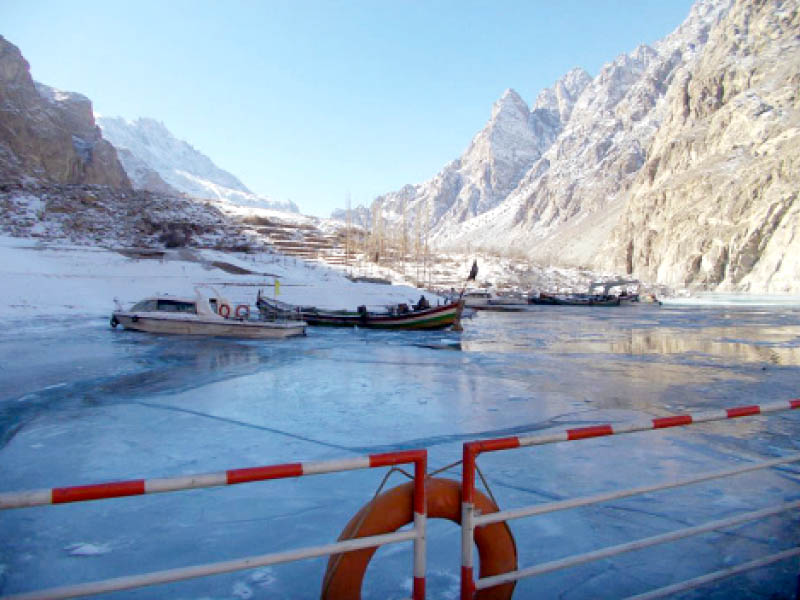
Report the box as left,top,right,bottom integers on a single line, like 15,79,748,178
462,289,492,307
111,288,306,339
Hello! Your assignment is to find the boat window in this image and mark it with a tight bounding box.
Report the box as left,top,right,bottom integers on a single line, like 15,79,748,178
156,299,197,313
131,300,157,312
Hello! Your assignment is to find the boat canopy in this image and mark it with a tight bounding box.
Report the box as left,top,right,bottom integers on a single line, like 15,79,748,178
589,279,640,295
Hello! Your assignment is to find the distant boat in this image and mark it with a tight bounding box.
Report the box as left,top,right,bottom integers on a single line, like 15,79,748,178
530,293,621,307
589,279,642,304
462,289,492,308
465,292,532,311
111,288,307,339
256,291,464,330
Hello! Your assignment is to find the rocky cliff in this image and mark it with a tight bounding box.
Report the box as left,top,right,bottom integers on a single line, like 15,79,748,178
603,0,800,292
0,36,130,189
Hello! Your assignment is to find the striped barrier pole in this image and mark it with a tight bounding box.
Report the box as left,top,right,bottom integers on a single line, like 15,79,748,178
0,449,428,600
459,398,800,599
0,450,426,510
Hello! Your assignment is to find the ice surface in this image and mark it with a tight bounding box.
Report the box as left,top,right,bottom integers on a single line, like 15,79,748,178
1,302,799,598
1,237,799,598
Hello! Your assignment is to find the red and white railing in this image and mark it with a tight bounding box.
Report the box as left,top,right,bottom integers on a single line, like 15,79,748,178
0,450,427,600
460,398,800,599
2,399,799,600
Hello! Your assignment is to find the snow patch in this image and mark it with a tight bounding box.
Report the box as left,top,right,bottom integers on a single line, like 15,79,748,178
231,581,253,599
250,567,276,587
64,543,112,556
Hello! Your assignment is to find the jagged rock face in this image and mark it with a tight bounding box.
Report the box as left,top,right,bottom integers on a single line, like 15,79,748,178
510,45,664,231
603,0,800,293
533,67,592,124
372,74,591,233
97,116,299,212
0,36,130,188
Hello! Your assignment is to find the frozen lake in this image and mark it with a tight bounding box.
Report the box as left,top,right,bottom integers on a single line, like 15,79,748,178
1,304,800,599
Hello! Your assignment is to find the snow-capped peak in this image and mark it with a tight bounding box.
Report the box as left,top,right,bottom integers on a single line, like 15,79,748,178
97,116,298,213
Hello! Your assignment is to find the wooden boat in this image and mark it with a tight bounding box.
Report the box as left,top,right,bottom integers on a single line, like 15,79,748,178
479,293,531,311
256,291,464,330
530,293,621,306
111,289,307,339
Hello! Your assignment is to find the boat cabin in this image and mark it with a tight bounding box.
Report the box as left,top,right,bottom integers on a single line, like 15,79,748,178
130,298,198,314
122,288,231,318
463,289,492,307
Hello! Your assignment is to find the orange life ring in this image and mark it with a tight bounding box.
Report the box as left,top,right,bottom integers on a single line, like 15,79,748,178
235,304,250,319
321,477,517,600
218,303,231,318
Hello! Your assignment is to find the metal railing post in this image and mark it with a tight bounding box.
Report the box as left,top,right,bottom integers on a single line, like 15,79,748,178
460,442,477,600
413,453,427,600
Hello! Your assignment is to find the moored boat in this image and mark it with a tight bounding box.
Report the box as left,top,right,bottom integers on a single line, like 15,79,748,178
111,289,307,339
530,293,621,306
256,291,464,330
462,289,492,308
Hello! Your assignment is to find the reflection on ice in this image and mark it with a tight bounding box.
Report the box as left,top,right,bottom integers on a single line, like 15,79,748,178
554,327,800,366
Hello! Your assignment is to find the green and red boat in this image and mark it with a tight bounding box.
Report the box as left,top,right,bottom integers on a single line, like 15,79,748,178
256,291,464,330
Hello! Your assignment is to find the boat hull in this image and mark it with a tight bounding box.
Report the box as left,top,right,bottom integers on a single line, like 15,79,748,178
113,313,306,339
308,305,460,329
530,295,621,306
258,298,464,330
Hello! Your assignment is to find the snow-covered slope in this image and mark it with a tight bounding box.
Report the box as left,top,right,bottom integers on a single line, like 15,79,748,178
97,117,298,212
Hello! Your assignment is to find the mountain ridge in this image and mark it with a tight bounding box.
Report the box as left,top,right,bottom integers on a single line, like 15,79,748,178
97,116,299,213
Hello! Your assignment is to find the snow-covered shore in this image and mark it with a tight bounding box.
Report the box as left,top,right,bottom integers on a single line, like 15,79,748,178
0,235,438,320
3,234,798,322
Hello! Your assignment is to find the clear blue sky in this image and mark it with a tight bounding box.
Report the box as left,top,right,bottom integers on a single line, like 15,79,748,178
2,0,694,217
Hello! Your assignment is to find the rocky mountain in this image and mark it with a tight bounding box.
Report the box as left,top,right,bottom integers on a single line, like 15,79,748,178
367,71,591,232
363,0,798,293
0,36,302,256
431,0,729,261
603,0,800,293
0,36,130,189
97,117,299,213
